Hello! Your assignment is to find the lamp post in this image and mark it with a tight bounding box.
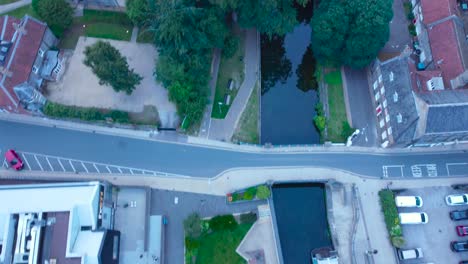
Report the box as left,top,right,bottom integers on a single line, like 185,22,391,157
218,101,222,114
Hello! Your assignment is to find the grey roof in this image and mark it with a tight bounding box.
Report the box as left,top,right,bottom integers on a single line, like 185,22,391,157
417,89,468,104
379,57,419,144
426,104,468,133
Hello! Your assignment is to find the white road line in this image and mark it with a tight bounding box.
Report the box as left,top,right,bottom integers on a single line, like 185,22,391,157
93,164,100,173
45,157,53,171
446,162,468,176
427,164,438,177
382,166,388,178
69,160,76,172
411,165,422,177
21,154,31,170
57,159,66,172
382,165,404,178
106,166,111,173
81,162,89,173
34,155,44,171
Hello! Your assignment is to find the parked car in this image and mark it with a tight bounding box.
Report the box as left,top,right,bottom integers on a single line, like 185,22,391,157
397,248,423,260
451,210,468,221
458,226,468,236
446,194,468,206
395,195,423,207
451,241,468,252
460,261,468,264
4,149,23,170
399,212,429,224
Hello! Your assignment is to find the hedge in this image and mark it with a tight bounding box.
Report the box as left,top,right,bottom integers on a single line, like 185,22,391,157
43,101,130,123
379,190,405,247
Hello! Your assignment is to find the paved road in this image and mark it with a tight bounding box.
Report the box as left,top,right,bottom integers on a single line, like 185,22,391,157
381,0,411,54
1,120,467,179
343,67,378,147
0,0,31,14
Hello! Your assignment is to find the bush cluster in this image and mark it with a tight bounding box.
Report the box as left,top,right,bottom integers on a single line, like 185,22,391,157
209,215,238,232
43,102,130,123
379,190,405,247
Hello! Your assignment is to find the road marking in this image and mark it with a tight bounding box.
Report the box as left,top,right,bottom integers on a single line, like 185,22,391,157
382,165,404,178
34,155,44,171
45,157,53,171
21,154,31,170
427,164,438,177
411,165,422,177
57,159,66,172
81,162,89,173
69,160,76,172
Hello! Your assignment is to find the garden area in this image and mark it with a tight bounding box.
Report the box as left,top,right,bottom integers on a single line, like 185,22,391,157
227,184,271,203
184,213,257,264
231,82,259,144
211,30,245,119
379,189,405,248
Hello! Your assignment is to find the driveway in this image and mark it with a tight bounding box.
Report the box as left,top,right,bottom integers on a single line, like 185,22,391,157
343,67,378,147
381,0,411,54
47,37,178,128
150,189,265,263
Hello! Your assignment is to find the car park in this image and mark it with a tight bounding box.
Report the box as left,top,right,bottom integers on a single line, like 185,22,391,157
395,195,423,207
451,210,468,221
397,248,423,260
451,241,468,252
399,212,429,224
446,194,468,206
4,149,23,170
457,226,468,236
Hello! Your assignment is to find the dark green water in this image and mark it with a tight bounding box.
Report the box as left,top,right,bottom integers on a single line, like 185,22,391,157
272,183,332,264
260,4,319,145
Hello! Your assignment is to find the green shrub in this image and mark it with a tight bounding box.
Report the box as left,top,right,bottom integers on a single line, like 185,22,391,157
408,24,416,36
403,2,412,14
407,12,414,21
379,190,405,247
256,185,271,199
240,212,257,224
209,215,238,232
341,121,355,140
185,236,200,251
243,187,257,200
231,192,241,202
314,115,327,132
391,236,405,248
184,213,202,238
315,102,324,116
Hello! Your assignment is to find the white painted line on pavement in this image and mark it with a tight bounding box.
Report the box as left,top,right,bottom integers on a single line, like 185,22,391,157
81,162,89,173
93,164,100,173
57,159,65,172
21,154,31,170
411,165,422,177
446,162,468,176
426,164,438,177
45,157,53,171
382,165,404,178
69,160,76,172
34,155,44,171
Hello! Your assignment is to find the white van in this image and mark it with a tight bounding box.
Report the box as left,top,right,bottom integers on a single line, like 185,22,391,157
397,248,423,260
395,196,423,207
399,212,428,224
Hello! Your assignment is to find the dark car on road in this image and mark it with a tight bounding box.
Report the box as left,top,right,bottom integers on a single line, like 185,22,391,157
5,149,23,170
451,241,468,252
451,210,468,221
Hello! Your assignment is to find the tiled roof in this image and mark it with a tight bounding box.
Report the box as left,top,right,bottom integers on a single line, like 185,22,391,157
426,104,468,133
427,19,464,88
0,15,46,111
420,0,458,24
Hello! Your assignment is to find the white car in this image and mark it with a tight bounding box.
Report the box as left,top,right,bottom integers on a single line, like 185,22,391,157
395,196,423,207
397,248,423,260
446,194,468,206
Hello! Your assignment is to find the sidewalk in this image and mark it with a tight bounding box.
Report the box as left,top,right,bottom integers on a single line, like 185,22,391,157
0,0,30,14
199,48,221,138
207,28,259,141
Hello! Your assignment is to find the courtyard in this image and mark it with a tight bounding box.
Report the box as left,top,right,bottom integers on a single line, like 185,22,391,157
46,37,178,128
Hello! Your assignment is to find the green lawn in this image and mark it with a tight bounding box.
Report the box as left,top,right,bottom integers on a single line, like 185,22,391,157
3,4,39,19
136,26,154,43
211,30,245,119
195,223,251,264
231,81,259,144
0,0,19,5
325,70,350,143
59,9,133,49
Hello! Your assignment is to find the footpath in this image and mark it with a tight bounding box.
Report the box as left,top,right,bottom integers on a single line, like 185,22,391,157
0,0,30,14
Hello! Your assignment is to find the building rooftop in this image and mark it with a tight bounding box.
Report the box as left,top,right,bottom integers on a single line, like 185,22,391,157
425,104,468,133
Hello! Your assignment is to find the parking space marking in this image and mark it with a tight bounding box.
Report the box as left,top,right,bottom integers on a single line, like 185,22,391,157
21,154,31,170
427,164,438,177
410,164,438,178
382,165,404,178
411,165,423,177
446,163,468,176
34,155,44,171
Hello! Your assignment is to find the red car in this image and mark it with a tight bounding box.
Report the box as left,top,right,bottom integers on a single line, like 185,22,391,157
457,226,468,236
5,149,23,170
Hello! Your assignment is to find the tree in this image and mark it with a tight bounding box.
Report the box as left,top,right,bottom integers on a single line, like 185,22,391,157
256,185,271,199
311,0,392,68
126,0,150,26
83,41,142,95
33,0,73,37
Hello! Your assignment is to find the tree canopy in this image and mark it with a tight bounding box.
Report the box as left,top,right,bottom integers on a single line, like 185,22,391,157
33,0,73,37
83,41,142,95
311,0,393,68
126,0,149,26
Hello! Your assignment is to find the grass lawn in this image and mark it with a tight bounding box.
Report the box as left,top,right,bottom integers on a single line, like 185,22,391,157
0,0,19,5
3,4,39,19
59,9,133,49
325,70,349,143
231,81,259,144
195,223,252,264
136,26,154,43
211,30,245,119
